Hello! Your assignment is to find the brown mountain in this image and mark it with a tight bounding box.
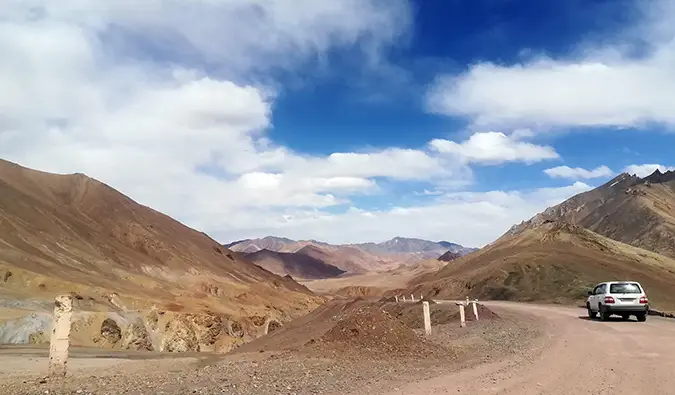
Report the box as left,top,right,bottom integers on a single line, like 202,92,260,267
227,236,475,273
438,250,462,262
506,170,675,259
411,221,675,312
0,159,321,351
241,249,345,280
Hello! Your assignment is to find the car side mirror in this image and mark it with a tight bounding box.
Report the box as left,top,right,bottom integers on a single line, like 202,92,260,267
587,291,593,296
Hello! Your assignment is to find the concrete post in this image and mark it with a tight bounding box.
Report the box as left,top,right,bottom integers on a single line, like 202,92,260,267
49,295,73,377
422,301,431,336
420,294,423,301
395,295,399,303
472,300,479,320
410,294,415,302
402,295,406,302
456,302,466,328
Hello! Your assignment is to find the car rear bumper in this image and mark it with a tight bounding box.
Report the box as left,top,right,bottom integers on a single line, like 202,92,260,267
602,304,649,314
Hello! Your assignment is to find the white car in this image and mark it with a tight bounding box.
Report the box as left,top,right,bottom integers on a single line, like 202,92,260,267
586,281,649,322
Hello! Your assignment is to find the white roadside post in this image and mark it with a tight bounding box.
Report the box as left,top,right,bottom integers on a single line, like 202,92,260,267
455,301,466,328
422,301,432,336
420,294,423,301
472,299,479,320
402,295,406,302
49,295,73,378
395,295,399,303
410,294,415,303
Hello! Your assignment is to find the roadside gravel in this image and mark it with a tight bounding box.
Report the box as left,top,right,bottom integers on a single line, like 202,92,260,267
0,304,543,395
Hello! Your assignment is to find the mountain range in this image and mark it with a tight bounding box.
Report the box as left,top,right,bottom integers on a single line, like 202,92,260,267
226,236,476,278
412,169,675,312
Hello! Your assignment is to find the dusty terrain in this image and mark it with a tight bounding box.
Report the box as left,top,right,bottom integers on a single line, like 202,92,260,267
385,302,675,395
508,170,675,259
4,301,673,394
0,301,541,395
0,159,322,352
412,221,675,313
301,259,446,296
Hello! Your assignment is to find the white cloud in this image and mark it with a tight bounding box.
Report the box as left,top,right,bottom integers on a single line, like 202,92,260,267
212,182,593,247
426,0,675,130
544,165,614,180
0,1,597,248
429,131,559,164
623,164,675,178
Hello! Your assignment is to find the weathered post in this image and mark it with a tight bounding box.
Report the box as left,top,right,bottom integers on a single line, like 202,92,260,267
456,302,466,328
420,294,423,301
410,294,415,302
402,295,406,302
422,301,432,336
49,295,73,378
472,299,479,320
395,295,399,303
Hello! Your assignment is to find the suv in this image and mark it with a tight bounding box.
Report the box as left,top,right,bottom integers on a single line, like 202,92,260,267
586,281,649,322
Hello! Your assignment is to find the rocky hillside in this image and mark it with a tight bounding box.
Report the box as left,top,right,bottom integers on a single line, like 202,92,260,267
0,159,322,352
228,236,476,274
506,170,675,258
239,249,345,280
412,221,675,312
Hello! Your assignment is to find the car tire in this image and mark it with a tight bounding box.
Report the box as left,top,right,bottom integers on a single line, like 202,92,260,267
636,313,647,322
599,305,610,321
587,303,596,319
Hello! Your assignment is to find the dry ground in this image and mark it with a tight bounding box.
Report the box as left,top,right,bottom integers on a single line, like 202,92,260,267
0,302,542,395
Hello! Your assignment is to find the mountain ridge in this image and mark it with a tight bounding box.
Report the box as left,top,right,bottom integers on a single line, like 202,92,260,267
505,169,675,259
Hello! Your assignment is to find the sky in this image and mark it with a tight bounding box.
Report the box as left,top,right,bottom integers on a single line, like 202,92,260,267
1,0,674,248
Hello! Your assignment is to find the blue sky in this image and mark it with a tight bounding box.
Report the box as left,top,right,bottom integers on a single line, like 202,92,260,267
1,0,674,247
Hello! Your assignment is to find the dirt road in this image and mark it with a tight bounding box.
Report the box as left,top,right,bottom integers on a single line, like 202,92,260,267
384,302,675,395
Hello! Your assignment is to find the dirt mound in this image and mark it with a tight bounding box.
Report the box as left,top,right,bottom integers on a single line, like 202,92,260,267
312,305,445,359
382,302,498,329
334,285,386,297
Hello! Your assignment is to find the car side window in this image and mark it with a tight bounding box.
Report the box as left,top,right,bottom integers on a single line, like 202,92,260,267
593,285,602,295
596,284,606,295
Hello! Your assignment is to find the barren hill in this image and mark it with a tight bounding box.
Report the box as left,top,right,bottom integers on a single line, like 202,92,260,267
0,159,321,351
507,170,675,258
412,221,675,312
241,248,345,280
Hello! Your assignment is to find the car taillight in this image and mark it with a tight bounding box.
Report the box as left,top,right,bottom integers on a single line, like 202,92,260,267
640,296,648,304
604,296,615,304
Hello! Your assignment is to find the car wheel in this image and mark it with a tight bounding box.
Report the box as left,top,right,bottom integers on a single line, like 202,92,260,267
636,313,647,322
587,303,596,319
599,305,610,321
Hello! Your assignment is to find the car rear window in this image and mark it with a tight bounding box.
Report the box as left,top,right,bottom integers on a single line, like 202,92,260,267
609,283,642,294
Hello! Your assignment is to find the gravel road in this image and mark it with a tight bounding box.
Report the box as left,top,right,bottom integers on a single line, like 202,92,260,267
384,302,675,394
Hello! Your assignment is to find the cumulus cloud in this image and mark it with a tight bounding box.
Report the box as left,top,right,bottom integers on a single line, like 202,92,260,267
544,165,614,180
0,0,593,246
623,164,675,177
212,182,593,247
426,0,675,130
429,132,559,164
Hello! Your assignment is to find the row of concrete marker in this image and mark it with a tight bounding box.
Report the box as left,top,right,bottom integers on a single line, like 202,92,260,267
394,294,424,303
417,296,479,335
